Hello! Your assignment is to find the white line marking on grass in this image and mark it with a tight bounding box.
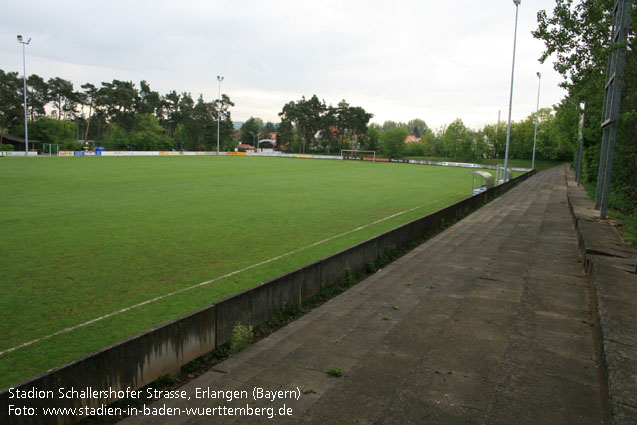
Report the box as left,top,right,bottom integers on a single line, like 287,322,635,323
1,201,438,356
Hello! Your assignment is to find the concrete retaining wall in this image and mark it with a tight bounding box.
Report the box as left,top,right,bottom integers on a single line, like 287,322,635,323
0,170,535,425
566,179,637,425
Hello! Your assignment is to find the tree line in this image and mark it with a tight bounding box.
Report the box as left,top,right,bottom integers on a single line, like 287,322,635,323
0,71,235,151
238,104,571,163
0,66,592,166
533,0,635,217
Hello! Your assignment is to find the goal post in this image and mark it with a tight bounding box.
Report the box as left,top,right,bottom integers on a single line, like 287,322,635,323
341,149,376,161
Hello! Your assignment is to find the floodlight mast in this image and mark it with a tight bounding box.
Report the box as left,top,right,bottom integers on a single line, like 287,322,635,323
17,35,32,156
532,72,541,170
217,76,224,154
503,0,520,182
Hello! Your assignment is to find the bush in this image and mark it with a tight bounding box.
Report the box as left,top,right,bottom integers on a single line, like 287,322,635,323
405,141,425,157
229,323,253,354
0,143,14,151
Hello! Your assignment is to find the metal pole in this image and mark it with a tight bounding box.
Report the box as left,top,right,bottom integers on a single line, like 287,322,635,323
503,0,521,182
17,35,31,156
598,0,632,220
495,109,500,158
532,72,541,170
565,97,585,184
216,76,224,154
576,104,585,185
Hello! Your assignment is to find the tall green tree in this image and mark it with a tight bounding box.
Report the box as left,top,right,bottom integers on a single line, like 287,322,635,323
29,117,77,148
162,90,181,137
380,127,408,158
345,106,374,149
441,119,472,160
407,118,428,137
279,95,326,153
421,128,438,155
215,94,235,151
80,83,98,141
0,70,22,141
241,117,264,146
47,77,76,121
26,74,48,120
129,114,173,150
97,80,138,131
137,80,161,116
533,0,636,211
365,125,381,152
277,119,295,152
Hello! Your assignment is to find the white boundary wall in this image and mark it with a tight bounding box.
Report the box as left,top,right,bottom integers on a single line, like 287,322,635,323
0,151,38,157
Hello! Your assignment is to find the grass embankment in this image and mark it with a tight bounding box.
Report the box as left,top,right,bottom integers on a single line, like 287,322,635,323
583,183,637,247
0,156,492,387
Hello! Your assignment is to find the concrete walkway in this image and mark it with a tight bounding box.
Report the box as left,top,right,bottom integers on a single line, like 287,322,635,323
121,166,604,424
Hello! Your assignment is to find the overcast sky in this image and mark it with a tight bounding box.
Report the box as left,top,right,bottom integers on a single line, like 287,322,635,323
0,0,567,130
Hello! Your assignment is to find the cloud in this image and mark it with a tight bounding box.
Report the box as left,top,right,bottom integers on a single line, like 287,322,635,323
0,0,566,129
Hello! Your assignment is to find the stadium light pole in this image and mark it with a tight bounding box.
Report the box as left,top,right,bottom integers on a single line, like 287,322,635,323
565,97,586,185
17,35,31,157
249,131,257,149
532,72,541,170
503,0,521,183
216,76,224,154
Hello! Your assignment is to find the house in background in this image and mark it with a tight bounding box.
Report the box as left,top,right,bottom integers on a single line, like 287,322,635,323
236,143,255,152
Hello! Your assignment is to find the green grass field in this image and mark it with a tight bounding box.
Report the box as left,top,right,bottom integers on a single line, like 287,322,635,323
1,156,510,388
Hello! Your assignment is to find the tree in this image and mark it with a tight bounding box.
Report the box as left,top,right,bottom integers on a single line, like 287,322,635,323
80,83,98,142
47,77,76,121
345,106,374,149
421,128,438,156
129,114,173,150
382,120,399,131
277,119,294,152
365,125,381,152
533,0,636,212
479,121,507,158
137,80,161,116
405,140,426,157
98,80,138,131
319,106,339,153
279,95,326,153
29,117,77,148
0,70,22,141
440,119,472,160
263,121,277,134
162,90,181,137
215,94,235,151
241,117,264,146
380,127,408,158
26,74,48,120
188,95,215,150
407,118,428,137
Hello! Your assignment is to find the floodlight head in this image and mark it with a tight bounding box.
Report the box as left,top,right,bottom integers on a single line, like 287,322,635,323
17,35,23,41
513,0,521,5
217,75,224,82
537,72,541,78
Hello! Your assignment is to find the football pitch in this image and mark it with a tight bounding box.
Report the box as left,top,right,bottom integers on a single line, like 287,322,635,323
1,155,494,387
